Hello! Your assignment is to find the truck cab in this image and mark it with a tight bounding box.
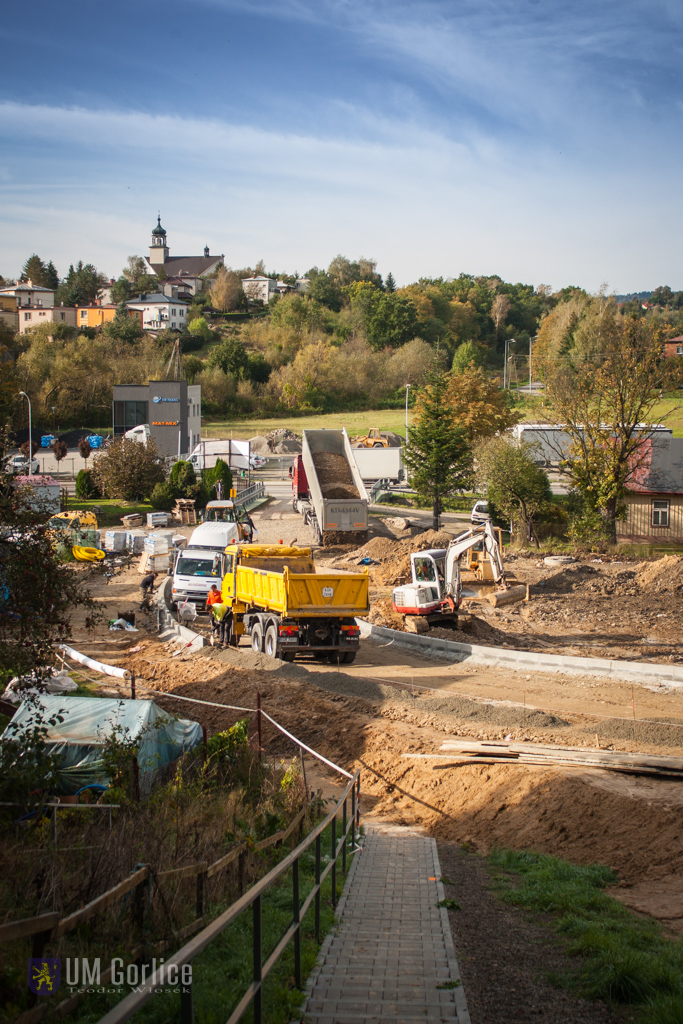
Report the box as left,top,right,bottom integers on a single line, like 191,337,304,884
172,546,225,608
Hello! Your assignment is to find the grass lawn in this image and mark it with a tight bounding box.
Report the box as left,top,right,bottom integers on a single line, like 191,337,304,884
66,497,153,527
510,392,683,436
490,848,683,1020
203,408,410,440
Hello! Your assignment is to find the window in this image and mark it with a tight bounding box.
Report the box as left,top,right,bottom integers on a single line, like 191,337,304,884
677,345,683,356
179,309,185,316
80,310,88,319
60,313,65,321
24,312,31,320
113,400,149,436
652,500,670,527
171,308,176,316
39,311,46,316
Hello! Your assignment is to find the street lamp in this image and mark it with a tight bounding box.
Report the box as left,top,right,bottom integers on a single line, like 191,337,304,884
504,338,517,389
18,392,32,466
405,384,411,447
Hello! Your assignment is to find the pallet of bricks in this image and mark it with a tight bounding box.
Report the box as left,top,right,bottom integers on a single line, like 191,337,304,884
173,498,196,525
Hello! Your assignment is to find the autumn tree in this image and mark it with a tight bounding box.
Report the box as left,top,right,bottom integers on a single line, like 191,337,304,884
545,308,683,542
490,293,511,339
475,436,552,545
210,266,246,312
403,371,472,530
444,365,518,442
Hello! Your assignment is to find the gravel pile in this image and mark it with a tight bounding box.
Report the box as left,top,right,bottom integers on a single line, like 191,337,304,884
250,428,302,454
312,451,360,499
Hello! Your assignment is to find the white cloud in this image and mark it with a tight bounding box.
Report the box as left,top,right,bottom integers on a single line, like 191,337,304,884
0,99,680,290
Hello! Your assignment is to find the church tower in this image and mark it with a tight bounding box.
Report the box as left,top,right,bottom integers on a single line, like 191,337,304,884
149,215,169,268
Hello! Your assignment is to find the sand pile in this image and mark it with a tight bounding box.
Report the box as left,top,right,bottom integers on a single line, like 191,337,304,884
347,529,452,586
312,452,360,499
637,555,683,593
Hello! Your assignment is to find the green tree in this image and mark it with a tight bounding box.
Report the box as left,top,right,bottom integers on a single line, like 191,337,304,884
44,260,60,290
0,477,94,680
56,261,106,306
384,272,396,293
546,311,683,542
110,276,132,304
475,436,552,546
182,355,204,383
451,340,484,372
188,316,212,342
20,255,48,286
403,371,472,529
205,458,232,500
206,336,249,378
101,303,143,343
306,270,343,311
91,438,165,500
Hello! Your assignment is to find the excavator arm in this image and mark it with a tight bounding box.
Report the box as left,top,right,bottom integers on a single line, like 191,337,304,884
444,522,506,593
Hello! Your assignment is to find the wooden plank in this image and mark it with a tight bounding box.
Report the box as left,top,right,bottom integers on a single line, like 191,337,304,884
206,842,247,880
156,862,207,884
55,867,149,938
439,739,683,771
0,912,59,944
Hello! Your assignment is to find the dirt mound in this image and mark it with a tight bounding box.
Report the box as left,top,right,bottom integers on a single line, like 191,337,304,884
637,555,683,593
366,597,405,629
250,428,302,454
312,452,360,499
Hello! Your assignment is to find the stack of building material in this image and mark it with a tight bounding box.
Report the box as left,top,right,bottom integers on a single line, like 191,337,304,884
121,513,144,528
408,739,683,780
147,511,170,528
103,530,126,552
172,498,197,525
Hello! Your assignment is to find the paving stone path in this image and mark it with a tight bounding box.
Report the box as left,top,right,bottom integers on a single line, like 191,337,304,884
300,821,470,1024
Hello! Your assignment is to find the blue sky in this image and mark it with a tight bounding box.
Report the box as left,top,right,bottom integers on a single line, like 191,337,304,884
0,0,681,291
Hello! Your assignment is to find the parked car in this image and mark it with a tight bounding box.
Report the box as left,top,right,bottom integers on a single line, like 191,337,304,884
5,454,40,475
470,500,491,525
250,454,267,469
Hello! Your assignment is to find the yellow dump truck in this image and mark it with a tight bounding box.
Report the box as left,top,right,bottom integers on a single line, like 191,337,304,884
220,543,368,662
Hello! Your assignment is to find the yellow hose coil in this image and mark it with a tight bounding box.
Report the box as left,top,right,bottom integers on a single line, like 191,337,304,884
72,546,105,561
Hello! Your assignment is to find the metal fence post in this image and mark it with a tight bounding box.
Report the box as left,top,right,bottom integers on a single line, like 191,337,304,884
315,833,321,943
293,856,301,989
331,814,337,908
180,974,193,1024
351,782,356,843
342,798,347,874
253,894,262,1024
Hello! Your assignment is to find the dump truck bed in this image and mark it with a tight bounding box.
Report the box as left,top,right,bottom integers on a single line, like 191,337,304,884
222,544,369,617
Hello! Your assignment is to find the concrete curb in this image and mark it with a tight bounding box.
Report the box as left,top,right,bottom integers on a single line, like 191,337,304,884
356,619,683,690
433,840,471,1024
157,576,205,651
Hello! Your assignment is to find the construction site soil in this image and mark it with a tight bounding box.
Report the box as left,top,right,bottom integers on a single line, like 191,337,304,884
311,450,361,500
64,512,683,1016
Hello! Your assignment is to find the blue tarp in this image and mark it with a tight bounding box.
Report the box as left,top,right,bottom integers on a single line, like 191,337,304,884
2,695,203,794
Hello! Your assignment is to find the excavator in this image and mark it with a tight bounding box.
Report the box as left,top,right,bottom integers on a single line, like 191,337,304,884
391,521,524,629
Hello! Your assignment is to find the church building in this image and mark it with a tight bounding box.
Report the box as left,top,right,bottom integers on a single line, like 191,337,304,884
144,216,224,296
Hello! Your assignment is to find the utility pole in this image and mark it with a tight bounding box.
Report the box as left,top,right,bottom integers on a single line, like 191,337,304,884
405,384,411,447
18,392,32,467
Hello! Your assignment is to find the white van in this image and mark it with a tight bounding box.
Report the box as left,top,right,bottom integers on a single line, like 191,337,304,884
124,424,150,444
171,547,225,608
188,521,240,550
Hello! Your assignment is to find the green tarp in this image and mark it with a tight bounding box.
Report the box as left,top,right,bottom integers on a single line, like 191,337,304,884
3,695,203,795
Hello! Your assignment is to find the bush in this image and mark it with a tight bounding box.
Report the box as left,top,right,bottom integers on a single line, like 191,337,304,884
205,458,232,500
149,481,178,510
170,459,196,495
75,469,100,499
91,438,165,501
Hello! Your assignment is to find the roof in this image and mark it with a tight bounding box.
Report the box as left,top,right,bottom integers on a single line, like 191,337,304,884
627,436,683,495
126,293,189,307
160,256,222,276
152,215,166,237
0,283,54,293
664,336,683,344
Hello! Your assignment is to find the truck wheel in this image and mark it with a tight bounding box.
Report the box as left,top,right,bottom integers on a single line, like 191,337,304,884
251,624,263,653
372,442,384,448
264,624,279,659
341,651,357,664
281,651,296,662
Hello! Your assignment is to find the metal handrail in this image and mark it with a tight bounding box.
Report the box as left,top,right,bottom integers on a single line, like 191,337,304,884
98,770,361,1024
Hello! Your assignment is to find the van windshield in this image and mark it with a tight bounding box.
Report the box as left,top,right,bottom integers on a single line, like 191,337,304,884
176,557,220,577
205,507,237,522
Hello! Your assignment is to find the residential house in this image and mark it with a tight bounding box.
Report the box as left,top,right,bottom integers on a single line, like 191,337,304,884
19,306,77,335
77,305,144,329
662,336,683,358
159,276,198,301
241,275,278,304
618,434,683,543
0,294,18,332
0,280,55,307
125,294,189,332
97,279,117,305
144,217,223,290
